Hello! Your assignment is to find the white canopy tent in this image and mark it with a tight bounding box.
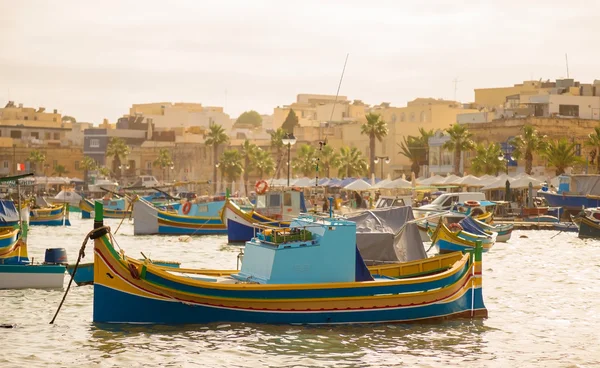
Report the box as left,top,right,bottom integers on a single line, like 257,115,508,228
441,174,462,185
509,176,545,189
418,175,446,186
381,177,412,189
455,175,483,187
344,179,372,191
371,178,391,189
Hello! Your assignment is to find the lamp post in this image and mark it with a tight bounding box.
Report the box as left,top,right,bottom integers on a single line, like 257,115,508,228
215,163,220,194
373,156,390,180
498,151,511,175
281,133,297,187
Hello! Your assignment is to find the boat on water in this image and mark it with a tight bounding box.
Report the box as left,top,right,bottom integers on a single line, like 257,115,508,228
80,197,132,219
30,204,71,226
0,174,66,289
223,188,306,243
45,188,83,213
133,195,228,235
91,202,487,324
428,219,496,254
540,175,600,211
66,259,180,286
577,216,600,239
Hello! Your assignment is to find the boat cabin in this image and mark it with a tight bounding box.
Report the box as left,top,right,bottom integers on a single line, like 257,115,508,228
374,195,412,209
254,190,307,220
236,214,363,284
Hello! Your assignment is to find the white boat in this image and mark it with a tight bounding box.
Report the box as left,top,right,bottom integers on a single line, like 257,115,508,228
45,189,83,207
88,178,119,193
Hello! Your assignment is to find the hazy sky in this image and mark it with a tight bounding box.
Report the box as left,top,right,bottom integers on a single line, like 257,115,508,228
1,0,599,124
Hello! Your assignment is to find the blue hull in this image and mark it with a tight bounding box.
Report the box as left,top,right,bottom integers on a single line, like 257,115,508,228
30,219,71,226
66,263,94,285
93,284,485,324
541,192,600,210
437,239,490,253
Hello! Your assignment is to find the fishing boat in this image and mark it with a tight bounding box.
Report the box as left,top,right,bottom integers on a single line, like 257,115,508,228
0,174,66,289
133,195,227,235
428,219,496,253
66,259,181,286
30,204,70,226
91,202,487,324
223,188,306,243
470,217,513,242
80,197,132,219
540,175,600,211
577,216,600,239
45,188,83,213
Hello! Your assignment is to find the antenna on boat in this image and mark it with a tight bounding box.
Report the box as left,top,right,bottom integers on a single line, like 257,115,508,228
321,53,349,143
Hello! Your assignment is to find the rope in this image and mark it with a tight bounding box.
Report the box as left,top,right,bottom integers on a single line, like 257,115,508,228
50,225,111,324
113,197,136,235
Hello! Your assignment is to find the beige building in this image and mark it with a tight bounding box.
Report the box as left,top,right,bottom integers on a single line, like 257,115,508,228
130,102,232,131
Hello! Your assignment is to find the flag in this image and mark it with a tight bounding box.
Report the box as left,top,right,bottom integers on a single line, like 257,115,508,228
16,163,25,171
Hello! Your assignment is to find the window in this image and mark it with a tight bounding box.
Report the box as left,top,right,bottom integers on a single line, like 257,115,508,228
283,192,292,206
10,131,21,139
391,114,397,123
400,113,405,122
74,161,80,170
3,161,8,168
24,116,28,120
52,118,57,122
30,132,39,139
53,160,58,167
409,112,415,122
420,111,426,122
146,161,152,169
559,104,579,117
53,132,60,140
197,205,209,213
90,138,100,148
575,144,581,156
45,132,51,139
268,193,281,207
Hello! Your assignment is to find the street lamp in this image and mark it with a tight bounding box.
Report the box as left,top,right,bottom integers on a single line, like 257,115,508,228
498,152,511,175
373,156,390,180
281,133,297,186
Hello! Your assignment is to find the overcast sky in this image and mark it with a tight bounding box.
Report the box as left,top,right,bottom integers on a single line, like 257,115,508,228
1,0,599,124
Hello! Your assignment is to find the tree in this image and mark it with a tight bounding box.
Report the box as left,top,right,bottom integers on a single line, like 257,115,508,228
80,156,97,189
27,150,46,174
97,166,111,177
205,123,229,193
317,144,340,178
106,138,130,179
270,128,286,179
544,138,582,176
585,125,600,173
240,140,258,194
442,124,475,176
153,148,174,182
52,164,69,177
338,146,368,178
281,109,299,134
219,149,243,184
510,124,547,175
398,128,434,178
234,111,262,129
360,113,388,176
253,148,275,179
292,144,316,177
61,116,76,123
470,143,505,175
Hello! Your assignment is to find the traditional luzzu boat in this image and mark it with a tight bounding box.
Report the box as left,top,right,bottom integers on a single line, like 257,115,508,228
428,219,496,254
0,174,66,289
67,259,181,286
133,195,227,235
576,212,600,239
470,217,513,242
223,188,307,243
91,201,487,324
30,204,71,226
80,197,132,219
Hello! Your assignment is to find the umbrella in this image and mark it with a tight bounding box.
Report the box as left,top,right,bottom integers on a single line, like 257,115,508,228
382,178,412,189
343,179,372,191
371,178,391,189
510,176,545,190
505,179,511,202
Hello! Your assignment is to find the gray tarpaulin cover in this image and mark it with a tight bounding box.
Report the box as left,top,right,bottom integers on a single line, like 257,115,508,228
347,206,427,265
572,175,600,195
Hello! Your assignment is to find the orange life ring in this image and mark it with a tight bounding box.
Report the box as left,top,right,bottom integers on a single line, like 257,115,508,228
465,200,480,207
448,223,463,232
255,180,269,195
182,201,192,215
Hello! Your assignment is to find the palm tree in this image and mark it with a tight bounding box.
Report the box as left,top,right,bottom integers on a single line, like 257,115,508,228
398,128,434,178
52,164,69,177
153,148,174,181
338,146,368,178
292,144,316,177
470,143,505,175
205,123,229,192
80,156,97,189
442,124,475,176
240,140,258,194
270,128,286,179
317,145,340,178
219,149,243,185
585,125,600,173
97,166,111,177
106,138,130,179
544,139,582,176
510,124,547,175
253,148,275,179
28,150,46,174
360,113,388,176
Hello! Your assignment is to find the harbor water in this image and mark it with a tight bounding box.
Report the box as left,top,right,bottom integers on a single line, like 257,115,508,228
1,217,600,367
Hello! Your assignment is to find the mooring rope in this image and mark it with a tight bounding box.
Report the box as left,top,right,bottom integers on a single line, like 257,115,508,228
49,225,111,324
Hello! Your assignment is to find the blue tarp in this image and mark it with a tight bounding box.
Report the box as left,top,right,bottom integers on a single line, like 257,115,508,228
354,246,374,281
0,199,19,224
459,216,488,237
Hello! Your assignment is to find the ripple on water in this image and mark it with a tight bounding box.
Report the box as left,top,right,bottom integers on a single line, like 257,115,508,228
1,221,600,367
